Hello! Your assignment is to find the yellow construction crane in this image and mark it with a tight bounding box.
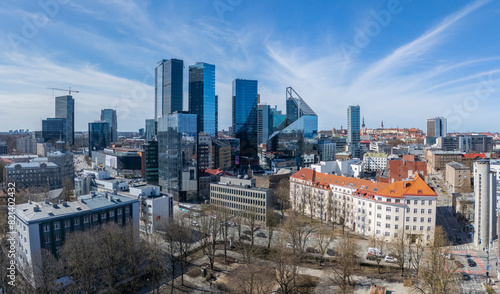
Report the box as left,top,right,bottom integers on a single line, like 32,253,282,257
47,87,80,95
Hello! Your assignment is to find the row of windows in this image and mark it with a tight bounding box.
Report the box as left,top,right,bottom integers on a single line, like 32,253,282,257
211,186,266,199
42,208,128,232
211,193,266,207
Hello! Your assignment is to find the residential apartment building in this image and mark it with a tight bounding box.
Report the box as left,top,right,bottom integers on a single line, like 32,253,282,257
210,176,273,223
6,162,61,190
290,168,437,243
363,152,388,172
14,192,139,287
378,155,427,183
445,162,472,193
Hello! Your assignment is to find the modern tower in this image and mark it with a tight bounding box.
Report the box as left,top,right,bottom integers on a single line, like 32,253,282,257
232,79,258,163
155,59,184,120
145,119,157,142
55,95,74,145
474,160,497,249
347,105,361,158
42,118,66,143
100,109,118,143
189,62,217,136
426,117,447,145
88,121,110,157
157,112,198,202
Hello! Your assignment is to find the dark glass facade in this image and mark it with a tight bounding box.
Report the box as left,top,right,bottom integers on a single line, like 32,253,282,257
55,95,74,145
189,62,217,136
145,119,156,142
157,112,198,202
42,118,66,143
232,79,258,163
144,141,158,184
347,105,361,158
100,109,118,142
155,59,183,120
88,121,110,156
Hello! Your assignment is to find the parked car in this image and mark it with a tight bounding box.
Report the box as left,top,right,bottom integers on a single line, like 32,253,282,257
384,256,397,263
191,221,199,227
286,243,295,249
367,247,384,257
240,235,251,241
467,258,477,267
306,247,320,253
326,248,335,256
256,232,267,238
462,272,470,280
465,254,472,258
454,260,464,268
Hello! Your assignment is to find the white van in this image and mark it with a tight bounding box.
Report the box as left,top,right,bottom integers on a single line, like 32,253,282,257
367,247,384,257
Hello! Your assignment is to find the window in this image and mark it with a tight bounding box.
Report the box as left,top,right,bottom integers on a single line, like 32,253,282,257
385,223,390,228
394,233,399,238
413,217,417,222
412,226,417,231
428,209,432,214
74,218,80,226
64,220,70,228
377,222,381,227
101,212,106,219
44,236,50,244
92,214,98,222
43,225,50,232
55,234,61,241
376,230,381,234
385,232,390,237
414,200,418,205
414,209,417,213
406,217,409,222
109,210,115,217
83,216,89,224
421,209,425,214
407,200,410,204
377,205,381,210
395,216,399,221
125,207,130,213
427,226,431,231
428,218,432,223
54,222,60,230
420,217,424,222
420,226,424,231
405,225,409,230
395,208,400,213
386,207,391,212
386,215,391,220
117,209,122,216
377,213,381,219
395,225,399,230
428,200,432,205
421,200,425,205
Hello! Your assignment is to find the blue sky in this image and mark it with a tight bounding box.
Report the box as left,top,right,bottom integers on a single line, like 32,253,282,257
0,0,499,133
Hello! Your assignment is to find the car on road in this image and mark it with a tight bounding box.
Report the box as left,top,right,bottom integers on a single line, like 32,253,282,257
384,256,397,263
461,272,470,280
256,232,266,238
240,235,251,241
306,247,320,254
286,243,295,249
326,248,335,256
467,258,476,267
454,260,464,268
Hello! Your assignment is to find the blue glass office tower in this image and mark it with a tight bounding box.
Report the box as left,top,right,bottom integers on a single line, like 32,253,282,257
100,109,118,142
155,59,183,120
145,119,156,142
157,112,198,202
189,62,216,137
42,118,66,143
232,79,258,163
347,105,361,158
55,95,74,145
88,121,110,157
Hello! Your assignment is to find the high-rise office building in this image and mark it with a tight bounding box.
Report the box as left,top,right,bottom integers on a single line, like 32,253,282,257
474,160,497,249
189,62,217,136
143,140,159,184
157,112,198,202
145,119,157,142
155,59,183,120
88,121,110,156
42,118,66,143
232,79,258,163
426,117,447,145
100,109,118,143
347,105,361,158
55,95,74,145
257,104,271,146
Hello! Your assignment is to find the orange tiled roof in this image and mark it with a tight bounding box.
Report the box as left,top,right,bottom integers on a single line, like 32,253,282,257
462,153,486,159
377,173,436,197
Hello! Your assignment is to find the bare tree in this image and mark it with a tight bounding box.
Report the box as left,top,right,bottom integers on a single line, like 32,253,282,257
283,211,315,257
271,237,300,294
174,214,193,286
266,209,279,250
122,224,146,293
329,233,359,293
274,178,290,218
199,210,220,271
32,248,63,294
163,221,180,294
315,224,335,266
412,227,458,294
61,177,74,201
306,189,316,220
244,205,259,248
144,235,169,294
232,261,274,294
409,233,425,278
388,229,409,277
368,234,386,274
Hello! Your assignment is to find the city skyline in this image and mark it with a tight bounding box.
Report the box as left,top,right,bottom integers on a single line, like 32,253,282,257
1,1,500,132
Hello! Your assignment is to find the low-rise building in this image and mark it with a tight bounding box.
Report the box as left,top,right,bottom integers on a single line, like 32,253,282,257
129,184,173,234
210,176,273,223
14,192,139,287
363,152,388,172
290,168,437,243
445,162,472,193
5,162,61,190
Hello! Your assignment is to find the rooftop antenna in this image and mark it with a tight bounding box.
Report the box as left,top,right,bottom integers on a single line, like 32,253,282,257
47,87,80,96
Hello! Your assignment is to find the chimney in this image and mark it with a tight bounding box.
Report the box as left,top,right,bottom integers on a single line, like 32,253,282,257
44,199,50,205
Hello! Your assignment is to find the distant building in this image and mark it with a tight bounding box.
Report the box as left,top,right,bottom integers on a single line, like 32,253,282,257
88,121,111,156
474,160,497,249
438,135,493,153
16,137,37,154
363,152,388,172
0,141,7,155
143,141,159,184
6,162,61,190
100,109,118,143
158,112,198,202
347,105,361,158
55,95,75,145
445,162,472,193
42,118,66,143
91,148,143,178
426,117,447,145
232,79,259,164
318,141,336,161
378,155,427,183
129,184,173,234
155,58,183,120
211,137,231,170
37,142,55,157
198,133,213,170
145,119,156,142
14,192,139,287
210,176,273,223
189,62,217,136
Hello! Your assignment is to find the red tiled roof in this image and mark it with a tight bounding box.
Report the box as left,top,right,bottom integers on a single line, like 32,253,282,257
462,153,486,159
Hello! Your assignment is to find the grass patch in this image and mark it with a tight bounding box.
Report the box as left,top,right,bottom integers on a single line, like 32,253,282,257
485,284,495,294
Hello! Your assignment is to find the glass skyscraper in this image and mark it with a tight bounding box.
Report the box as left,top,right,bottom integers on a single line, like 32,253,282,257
145,119,156,142
157,112,198,202
189,62,217,136
100,109,118,142
155,59,183,120
347,105,361,158
42,118,66,143
88,121,110,157
55,95,74,145
232,79,258,162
